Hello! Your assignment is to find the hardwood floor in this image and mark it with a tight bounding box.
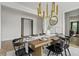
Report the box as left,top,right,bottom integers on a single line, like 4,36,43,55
0,40,14,56
70,36,79,46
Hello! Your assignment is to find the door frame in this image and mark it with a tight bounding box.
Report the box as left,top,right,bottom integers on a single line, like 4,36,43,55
21,18,33,38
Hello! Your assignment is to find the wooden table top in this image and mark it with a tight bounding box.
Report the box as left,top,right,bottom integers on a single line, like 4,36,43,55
29,39,53,48
29,36,59,48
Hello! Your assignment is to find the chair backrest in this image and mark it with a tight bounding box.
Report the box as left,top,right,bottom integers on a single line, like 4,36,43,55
53,43,63,53
12,38,22,43
12,38,27,56
12,38,24,51
65,36,71,43
58,36,72,49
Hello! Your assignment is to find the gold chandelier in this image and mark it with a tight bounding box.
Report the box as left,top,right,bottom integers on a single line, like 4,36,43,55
37,2,58,18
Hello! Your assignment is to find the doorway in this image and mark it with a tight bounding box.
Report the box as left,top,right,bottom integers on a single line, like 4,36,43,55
70,21,79,36
21,18,33,37
65,9,79,46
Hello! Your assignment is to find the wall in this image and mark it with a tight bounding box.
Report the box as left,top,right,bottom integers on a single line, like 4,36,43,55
17,2,64,35
65,13,70,35
43,2,79,35
65,9,79,35
0,2,67,39
0,3,1,48
49,2,64,34
56,2,64,34
1,2,79,41
48,2,79,35
1,2,37,16
60,2,79,35
1,6,42,41
64,3,79,35
43,2,64,35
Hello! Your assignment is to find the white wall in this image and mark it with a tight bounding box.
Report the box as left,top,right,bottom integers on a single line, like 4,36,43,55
0,3,1,48
61,2,79,35
48,2,79,35
1,2,79,41
18,2,65,35
43,2,64,34
1,2,37,16
56,3,64,34
49,2,64,34
0,2,69,41
1,6,42,41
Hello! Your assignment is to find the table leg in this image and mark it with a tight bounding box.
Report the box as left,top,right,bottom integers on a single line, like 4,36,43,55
32,46,43,56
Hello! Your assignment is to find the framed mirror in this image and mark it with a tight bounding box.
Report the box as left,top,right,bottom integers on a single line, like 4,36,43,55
49,16,58,26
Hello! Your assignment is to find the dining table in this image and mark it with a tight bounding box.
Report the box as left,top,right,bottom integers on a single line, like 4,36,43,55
28,35,59,56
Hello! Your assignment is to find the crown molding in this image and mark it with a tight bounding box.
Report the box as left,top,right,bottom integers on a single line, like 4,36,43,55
1,2,37,16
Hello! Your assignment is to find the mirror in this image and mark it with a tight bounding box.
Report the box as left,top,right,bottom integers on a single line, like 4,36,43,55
49,16,58,26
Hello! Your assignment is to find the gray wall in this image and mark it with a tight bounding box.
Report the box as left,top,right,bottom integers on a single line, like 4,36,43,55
1,6,43,41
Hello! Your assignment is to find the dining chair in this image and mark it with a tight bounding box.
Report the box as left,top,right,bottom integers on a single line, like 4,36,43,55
58,36,71,56
46,39,64,56
12,38,34,56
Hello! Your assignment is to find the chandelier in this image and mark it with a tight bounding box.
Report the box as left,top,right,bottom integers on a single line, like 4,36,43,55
37,2,58,18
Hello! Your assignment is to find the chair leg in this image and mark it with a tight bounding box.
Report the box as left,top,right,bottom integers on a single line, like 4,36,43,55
61,53,63,56
64,49,67,56
47,51,51,56
52,52,55,56
28,53,30,56
67,48,71,56
56,54,58,56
